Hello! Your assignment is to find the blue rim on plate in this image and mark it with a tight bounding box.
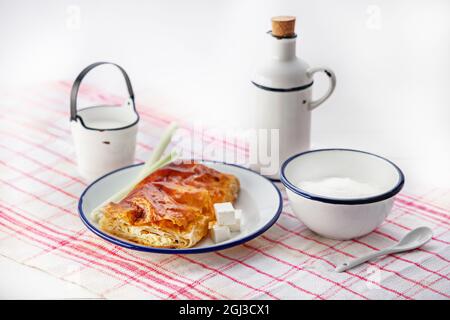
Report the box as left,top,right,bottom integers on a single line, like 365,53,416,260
280,148,405,205
78,160,283,254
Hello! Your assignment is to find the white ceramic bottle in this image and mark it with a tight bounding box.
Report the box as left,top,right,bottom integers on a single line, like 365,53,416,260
250,16,336,179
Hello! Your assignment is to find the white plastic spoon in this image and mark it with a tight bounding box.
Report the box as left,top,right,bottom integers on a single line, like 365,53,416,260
335,226,433,273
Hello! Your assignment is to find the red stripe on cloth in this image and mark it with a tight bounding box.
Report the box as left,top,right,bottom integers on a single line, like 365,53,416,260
394,202,450,228
273,199,449,296
398,193,450,218
395,198,450,225
1,126,76,164
215,251,323,299
170,244,271,299
406,263,450,299
385,218,450,245
178,255,280,300
268,225,370,300
275,223,354,258
238,249,306,300
2,104,70,134
352,238,450,282
4,158,70,186
358,253,449,298
132,261,222,300
0,212,196,299
257,235,415,299
0,131,76,164
263,218,422,295
324,251,403,299
0,215,168,299
409,265,450,297
138,142,153,151
240,224,336,299
0,143,85,185
4,114,63,139
0,203,217,300
8,201,223,299
312,240,364,299
0,178,74,215
0,160,77,199
281,210,298,220
344,269,413,300
21,95,68,117
390,210,450,242
372,229,398,242
294,215,442,300
260,235,336,268
246,267,300,299
373,229,450,264
269,216,438,299
242,243,370,299
274,223,398,296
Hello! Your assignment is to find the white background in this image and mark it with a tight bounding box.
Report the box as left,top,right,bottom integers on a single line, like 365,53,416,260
0,0,449,298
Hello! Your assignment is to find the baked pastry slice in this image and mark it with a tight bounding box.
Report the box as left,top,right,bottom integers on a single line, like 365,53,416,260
98,162,240,248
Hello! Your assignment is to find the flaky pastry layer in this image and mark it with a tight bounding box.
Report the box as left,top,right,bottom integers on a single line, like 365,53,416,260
98,162,240,248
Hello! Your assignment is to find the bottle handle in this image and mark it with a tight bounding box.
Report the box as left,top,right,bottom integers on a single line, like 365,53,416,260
70,62,136,122
307,67,336,111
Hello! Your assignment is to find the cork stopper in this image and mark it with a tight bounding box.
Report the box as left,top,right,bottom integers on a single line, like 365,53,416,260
271,16,296,37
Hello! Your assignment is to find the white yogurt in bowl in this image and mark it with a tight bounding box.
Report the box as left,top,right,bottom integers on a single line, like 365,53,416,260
280,149,404,240
297,177,383,199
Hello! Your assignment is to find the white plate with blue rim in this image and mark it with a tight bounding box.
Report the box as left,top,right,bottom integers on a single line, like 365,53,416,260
78,160,283,254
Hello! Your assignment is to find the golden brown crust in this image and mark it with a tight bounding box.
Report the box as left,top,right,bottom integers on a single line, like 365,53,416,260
98,162,240,248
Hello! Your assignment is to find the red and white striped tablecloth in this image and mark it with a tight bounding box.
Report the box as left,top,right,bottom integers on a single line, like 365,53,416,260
0,82,449,299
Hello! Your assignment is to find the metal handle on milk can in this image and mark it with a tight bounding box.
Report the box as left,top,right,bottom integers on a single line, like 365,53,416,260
70,62,138,130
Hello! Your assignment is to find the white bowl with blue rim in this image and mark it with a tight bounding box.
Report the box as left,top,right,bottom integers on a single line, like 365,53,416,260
280,149,405,240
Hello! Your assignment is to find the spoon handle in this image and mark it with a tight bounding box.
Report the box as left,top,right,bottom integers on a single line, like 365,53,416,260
335,247,398,272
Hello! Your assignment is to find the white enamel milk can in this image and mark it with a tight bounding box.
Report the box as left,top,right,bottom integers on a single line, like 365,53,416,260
70,62,140,181
250,17,336,179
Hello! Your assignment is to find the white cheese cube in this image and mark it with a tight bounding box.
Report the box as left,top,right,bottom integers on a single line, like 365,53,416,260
229,209,242,232
210,225,231,243
214,202,235,225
